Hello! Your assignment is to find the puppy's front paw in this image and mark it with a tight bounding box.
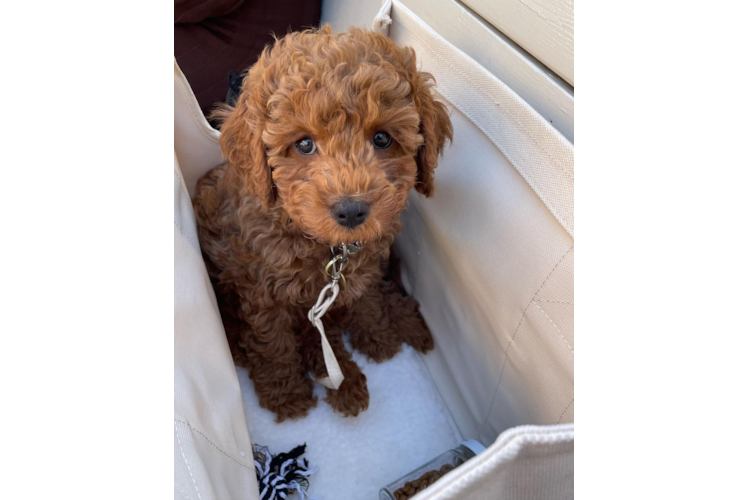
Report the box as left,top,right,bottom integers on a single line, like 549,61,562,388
399,316,433,353
257,378,318,422
391,298,434,354
325,372,369,417
351,331,402,363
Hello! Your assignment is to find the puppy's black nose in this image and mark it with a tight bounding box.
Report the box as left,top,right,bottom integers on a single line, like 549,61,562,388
331,200,369,229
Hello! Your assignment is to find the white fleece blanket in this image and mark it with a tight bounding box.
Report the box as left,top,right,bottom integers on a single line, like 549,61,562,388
237,343,462,500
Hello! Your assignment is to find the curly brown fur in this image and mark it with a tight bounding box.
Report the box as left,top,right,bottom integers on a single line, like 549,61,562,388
193,25,452,421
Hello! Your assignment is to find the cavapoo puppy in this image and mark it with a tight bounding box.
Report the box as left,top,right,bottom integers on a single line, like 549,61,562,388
193,25,452,421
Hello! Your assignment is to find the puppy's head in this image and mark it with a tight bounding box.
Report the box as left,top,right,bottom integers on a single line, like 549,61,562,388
217,26,452,245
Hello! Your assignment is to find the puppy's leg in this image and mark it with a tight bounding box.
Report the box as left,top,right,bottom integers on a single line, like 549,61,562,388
337,286,405,362
241,307,317,422
301,324,369,417
340,279,434,361
379,253,434,353
379,281,434,354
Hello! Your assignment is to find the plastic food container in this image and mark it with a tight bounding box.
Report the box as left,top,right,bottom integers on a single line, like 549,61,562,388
379,440,486,500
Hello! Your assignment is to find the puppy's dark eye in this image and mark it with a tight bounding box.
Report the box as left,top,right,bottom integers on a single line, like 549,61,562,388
372,131,392,149
295,138,316,155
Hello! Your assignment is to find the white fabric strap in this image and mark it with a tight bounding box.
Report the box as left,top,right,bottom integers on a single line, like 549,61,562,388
307,282,345,390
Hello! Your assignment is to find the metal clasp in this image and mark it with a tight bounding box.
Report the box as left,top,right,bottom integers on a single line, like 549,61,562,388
325,254,346,282
324,241,363,289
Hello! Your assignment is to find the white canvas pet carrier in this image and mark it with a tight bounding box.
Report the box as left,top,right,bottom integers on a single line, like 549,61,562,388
174,1,574,498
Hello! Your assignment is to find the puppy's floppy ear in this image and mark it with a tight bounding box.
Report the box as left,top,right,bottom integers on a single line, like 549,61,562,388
413,72,453,198
214,63,276,209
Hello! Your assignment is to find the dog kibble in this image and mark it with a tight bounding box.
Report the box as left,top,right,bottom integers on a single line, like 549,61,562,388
393,464,454,499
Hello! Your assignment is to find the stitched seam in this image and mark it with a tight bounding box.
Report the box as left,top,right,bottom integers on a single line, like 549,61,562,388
477,245,573,437
393,7,574,237
521,245,572,323
175,483,192,500
477,309,527,437
533,303,574,353
557,398,574,423
534,299,573,305
175,422,202,500
174,419,254,472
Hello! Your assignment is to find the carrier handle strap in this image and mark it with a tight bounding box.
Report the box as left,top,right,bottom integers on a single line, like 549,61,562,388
373,0,394,35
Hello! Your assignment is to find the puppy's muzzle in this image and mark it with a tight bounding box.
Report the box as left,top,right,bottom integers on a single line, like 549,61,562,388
331,199,369,229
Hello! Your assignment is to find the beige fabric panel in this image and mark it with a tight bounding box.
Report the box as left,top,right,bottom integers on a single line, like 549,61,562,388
174,152,260,500
411,424,574,500
462,0,748,257
174,61,223,198
388,0,574,444
386,1,573,238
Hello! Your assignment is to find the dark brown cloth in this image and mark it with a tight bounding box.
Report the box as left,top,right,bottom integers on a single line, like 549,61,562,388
175,0,246,24
175,0,322,122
